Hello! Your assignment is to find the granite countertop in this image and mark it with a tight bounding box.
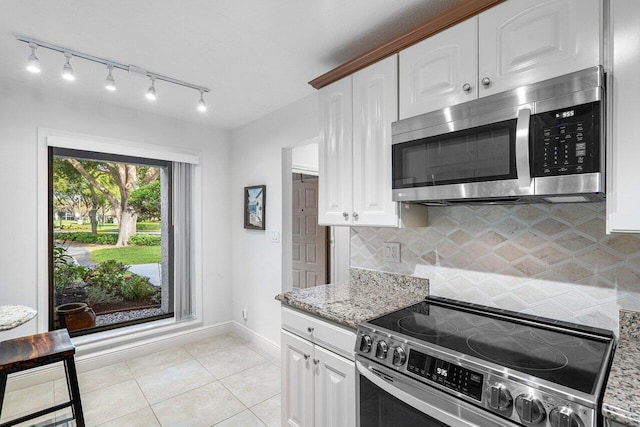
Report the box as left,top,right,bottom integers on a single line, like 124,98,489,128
603,310,640,427
275,268,429,329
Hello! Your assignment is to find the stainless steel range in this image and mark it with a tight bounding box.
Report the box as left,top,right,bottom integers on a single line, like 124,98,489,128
355,296,615,427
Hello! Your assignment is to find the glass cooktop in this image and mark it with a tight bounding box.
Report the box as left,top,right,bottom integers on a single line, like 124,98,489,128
366,297,614,394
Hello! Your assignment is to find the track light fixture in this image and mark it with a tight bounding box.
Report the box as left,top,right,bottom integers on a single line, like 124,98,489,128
26,42,41,73
105,65,116,91
62,52,75,81
197,89,207,112
146,76,157,101
16,35,210,114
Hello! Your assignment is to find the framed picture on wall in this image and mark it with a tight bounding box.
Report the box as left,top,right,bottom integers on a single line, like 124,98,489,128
244,185,266,230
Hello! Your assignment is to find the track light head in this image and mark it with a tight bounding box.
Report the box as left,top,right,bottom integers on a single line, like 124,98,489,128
26,42,41,73
197,89,207,112
105,65,116,91
146,76,157,101
62,52,75,81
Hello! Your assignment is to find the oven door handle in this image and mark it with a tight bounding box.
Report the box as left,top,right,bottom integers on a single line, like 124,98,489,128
357,360,492,427
516,107,532,189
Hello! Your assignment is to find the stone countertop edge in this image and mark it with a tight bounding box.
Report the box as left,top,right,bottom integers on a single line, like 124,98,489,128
602,310,640,427
275,268,429,329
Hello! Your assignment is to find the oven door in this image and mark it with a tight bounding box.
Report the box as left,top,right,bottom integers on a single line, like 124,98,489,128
356,358,516,427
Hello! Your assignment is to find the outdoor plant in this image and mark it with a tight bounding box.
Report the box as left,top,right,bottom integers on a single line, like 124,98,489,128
85,285,123,306
84,259,129,293
53,245,86,291
128,234,161,246
119,274,157,301
55,232,118,245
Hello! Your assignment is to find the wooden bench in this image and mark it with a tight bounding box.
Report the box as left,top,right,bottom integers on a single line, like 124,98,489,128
0,329,84,427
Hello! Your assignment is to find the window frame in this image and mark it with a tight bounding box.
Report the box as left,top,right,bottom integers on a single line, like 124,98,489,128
37,128,203,347
49,147,174,335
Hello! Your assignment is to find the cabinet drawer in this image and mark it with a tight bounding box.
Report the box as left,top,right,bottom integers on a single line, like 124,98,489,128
282,307,357,360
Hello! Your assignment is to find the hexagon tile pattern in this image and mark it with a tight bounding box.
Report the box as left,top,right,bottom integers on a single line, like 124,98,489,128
351,203,640,336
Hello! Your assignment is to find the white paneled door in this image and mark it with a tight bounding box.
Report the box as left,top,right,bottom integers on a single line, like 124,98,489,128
399,17,478,119
313,345,356,427
282,331,314,427
352,55,399,226
478,0,601,96
318,76,353,225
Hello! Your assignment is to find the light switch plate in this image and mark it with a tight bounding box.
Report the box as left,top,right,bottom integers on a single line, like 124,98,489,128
383,242,401,263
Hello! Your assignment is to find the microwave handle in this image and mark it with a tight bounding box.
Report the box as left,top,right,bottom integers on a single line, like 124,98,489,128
516,108,532,188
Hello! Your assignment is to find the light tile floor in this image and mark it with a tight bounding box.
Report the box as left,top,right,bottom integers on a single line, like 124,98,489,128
0,334,281,427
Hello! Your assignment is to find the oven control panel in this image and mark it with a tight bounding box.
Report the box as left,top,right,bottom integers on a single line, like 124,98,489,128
406,349,484,401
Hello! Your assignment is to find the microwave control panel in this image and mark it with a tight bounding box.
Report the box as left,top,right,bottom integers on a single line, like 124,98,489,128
533,101,600,177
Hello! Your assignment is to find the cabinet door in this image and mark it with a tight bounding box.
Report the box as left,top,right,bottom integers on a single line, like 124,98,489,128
313,345,356,427
318,76,353,225
282,331,314,427
399,17,477,119
352,56,399,227
479,0,601,97
607,0,640,232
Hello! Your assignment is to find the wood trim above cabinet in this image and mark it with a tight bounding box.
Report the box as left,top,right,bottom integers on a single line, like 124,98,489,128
308,0,506,89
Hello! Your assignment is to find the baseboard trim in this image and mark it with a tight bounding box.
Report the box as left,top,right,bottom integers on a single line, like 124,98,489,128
6,321,233,391
231,321,280,360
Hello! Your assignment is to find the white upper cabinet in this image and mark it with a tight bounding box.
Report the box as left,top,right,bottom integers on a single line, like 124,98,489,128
319,56,426,227
318,76,353,225
399,0,601,119
606,0,640,233
399,18,478,119
479,0,601,97
352,55,399,226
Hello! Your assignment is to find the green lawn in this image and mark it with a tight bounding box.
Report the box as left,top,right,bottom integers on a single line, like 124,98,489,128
90,246,161,264
54,220,160,232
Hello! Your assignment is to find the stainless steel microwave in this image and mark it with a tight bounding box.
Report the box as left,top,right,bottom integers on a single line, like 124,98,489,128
391,67,604,205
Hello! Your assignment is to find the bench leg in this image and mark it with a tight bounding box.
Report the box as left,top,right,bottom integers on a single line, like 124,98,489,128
0,373,6,419
64,357,85,427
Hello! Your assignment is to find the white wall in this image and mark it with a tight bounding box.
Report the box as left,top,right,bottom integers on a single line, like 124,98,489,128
0,80,232,340
230,92,319,345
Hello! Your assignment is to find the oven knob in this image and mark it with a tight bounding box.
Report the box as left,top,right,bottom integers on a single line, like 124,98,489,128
488,384,513,413
549,407,584,427
359,335,373,353
515,395,546,424
391,346,407,366
375,340,388,359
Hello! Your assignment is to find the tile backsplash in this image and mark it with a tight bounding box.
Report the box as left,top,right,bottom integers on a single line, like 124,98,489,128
351,202,640,335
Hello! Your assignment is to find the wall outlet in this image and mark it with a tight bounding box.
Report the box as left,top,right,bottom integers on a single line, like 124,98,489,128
270,230,280,243
383,242,401,263
242,308,248,321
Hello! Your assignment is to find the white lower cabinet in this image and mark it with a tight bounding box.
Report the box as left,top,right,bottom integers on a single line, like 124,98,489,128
281,308,356,427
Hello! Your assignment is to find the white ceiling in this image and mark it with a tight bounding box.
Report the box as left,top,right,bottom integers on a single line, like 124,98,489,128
0,0,461,130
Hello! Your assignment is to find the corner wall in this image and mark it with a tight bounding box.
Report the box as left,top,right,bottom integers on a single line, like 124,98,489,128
230,92,319,346
0,80,232,340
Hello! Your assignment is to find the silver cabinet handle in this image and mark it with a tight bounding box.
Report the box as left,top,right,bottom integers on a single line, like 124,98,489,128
462,83,471,92
515,108,532,188
313,359,319,365
481,77,491,87
352,212,359,220
342,212,349,219
304,354,310,360
307,327,314,333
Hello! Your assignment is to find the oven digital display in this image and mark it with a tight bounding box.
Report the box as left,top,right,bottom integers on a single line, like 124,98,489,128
406,349,484,401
